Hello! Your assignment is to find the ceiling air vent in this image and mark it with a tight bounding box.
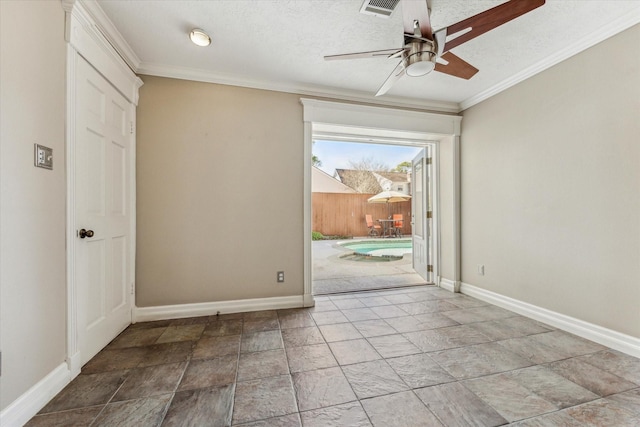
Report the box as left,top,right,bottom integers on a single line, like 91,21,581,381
360,0,401,18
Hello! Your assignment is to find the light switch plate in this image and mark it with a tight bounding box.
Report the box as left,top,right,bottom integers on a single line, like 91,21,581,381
34,144,53,170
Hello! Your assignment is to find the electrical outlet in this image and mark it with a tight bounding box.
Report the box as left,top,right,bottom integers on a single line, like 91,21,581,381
478,265,485,276
277,271,285,283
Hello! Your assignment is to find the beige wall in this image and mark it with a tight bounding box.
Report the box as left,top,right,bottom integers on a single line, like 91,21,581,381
0,1,68,410
136,77,460,306
460,25,640,337
136,77,305,306
437,137,456,281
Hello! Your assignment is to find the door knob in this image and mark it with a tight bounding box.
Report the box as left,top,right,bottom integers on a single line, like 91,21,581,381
79,229,94,239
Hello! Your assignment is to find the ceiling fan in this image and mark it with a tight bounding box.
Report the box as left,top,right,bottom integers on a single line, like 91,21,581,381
324,0,546,96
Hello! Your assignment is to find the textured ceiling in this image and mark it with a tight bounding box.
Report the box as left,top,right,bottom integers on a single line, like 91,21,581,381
95,0,640,111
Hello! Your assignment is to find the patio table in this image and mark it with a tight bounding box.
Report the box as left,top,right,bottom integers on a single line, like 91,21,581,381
377,219,396,238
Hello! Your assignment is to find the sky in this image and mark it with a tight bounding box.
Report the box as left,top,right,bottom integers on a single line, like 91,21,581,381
313,140,422,176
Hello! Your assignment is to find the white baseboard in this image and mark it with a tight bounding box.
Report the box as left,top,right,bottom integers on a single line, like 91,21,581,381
303,293,315,308
67,351,82,379
134,295,305,323
0,362,71,427
460,282,640,358
439,278,457,293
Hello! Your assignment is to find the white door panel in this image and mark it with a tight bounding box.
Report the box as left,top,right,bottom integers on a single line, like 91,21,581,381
75,56,132,364
412,148,431,282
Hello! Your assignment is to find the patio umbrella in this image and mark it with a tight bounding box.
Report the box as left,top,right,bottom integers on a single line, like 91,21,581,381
367,190,411,217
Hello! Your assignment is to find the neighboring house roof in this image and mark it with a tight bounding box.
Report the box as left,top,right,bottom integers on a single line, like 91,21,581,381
312,167,356,193
335,169,411,194
376,171,410,183
334,169,383,194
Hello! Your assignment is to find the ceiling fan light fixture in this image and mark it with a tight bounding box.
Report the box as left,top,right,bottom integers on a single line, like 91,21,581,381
189,28,211,47
403,41,436,77
405,59,435,77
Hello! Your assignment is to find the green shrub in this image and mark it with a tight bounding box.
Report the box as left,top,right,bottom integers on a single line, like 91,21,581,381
312,231,324,241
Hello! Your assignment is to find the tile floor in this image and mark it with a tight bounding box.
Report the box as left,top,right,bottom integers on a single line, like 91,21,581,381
27,285,640,426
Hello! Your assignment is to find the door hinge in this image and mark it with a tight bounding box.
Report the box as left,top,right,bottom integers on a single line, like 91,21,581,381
130,122,134,134
426,157,432,165
427,211,432,219
130,283,135,295
427,265,433,272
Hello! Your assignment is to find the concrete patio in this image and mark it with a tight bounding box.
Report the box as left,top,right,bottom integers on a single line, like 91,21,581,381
312,239,428,295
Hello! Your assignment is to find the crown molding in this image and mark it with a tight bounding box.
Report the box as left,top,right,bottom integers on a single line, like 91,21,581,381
73,0,141,71
460,8,640,111
79,0,460,113
77,0,640,115
137,62,462,114
62,0,143,104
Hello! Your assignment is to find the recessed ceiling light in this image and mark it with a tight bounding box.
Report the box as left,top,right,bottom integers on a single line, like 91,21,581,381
189,28,211,47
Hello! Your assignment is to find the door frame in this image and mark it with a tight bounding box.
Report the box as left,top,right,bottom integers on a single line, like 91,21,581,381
311,136,437,288
63,0,142,377
301,98,461,307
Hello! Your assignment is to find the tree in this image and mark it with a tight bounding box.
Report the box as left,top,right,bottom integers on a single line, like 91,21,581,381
394,161,411,173
312,142,322,167
349,156,389,173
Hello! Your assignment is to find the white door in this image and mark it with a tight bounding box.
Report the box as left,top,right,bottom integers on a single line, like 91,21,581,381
412,148,431,282
75,57,133,364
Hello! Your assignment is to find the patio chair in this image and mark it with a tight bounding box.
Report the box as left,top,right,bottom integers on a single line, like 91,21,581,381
392,214,403,237
365,214,381,237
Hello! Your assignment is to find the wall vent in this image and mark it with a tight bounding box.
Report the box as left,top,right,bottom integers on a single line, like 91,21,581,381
360,0,401,18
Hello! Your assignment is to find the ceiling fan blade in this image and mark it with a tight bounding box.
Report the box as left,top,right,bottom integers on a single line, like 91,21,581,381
434,52,479,80
376,62,406,97
401,0,433,39
324,48,404,61
442,0,545,52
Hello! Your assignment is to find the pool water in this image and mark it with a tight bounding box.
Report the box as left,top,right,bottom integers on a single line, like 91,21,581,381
340,239,412,259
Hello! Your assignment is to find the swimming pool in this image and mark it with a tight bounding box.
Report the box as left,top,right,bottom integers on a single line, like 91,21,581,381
340,239,412,259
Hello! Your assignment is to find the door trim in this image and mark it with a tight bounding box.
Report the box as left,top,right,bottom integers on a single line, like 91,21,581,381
64,0,142,377
300,98,461,304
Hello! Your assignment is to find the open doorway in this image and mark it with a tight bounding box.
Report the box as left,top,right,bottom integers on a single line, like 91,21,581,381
311,139,434,295
301,98,462,308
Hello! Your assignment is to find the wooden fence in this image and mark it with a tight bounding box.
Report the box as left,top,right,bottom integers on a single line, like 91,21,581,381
312,192,412,237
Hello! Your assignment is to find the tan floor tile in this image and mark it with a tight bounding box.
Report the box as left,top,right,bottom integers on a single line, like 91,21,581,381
286,343,337,373
292,367,357,411
318,323,363,342
329,339,381,365
192,335,240,359
156,324,205,344
414,382,507,426
547,357,637,396
233,376,297,424
361,391,443,427
300,402,371,427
